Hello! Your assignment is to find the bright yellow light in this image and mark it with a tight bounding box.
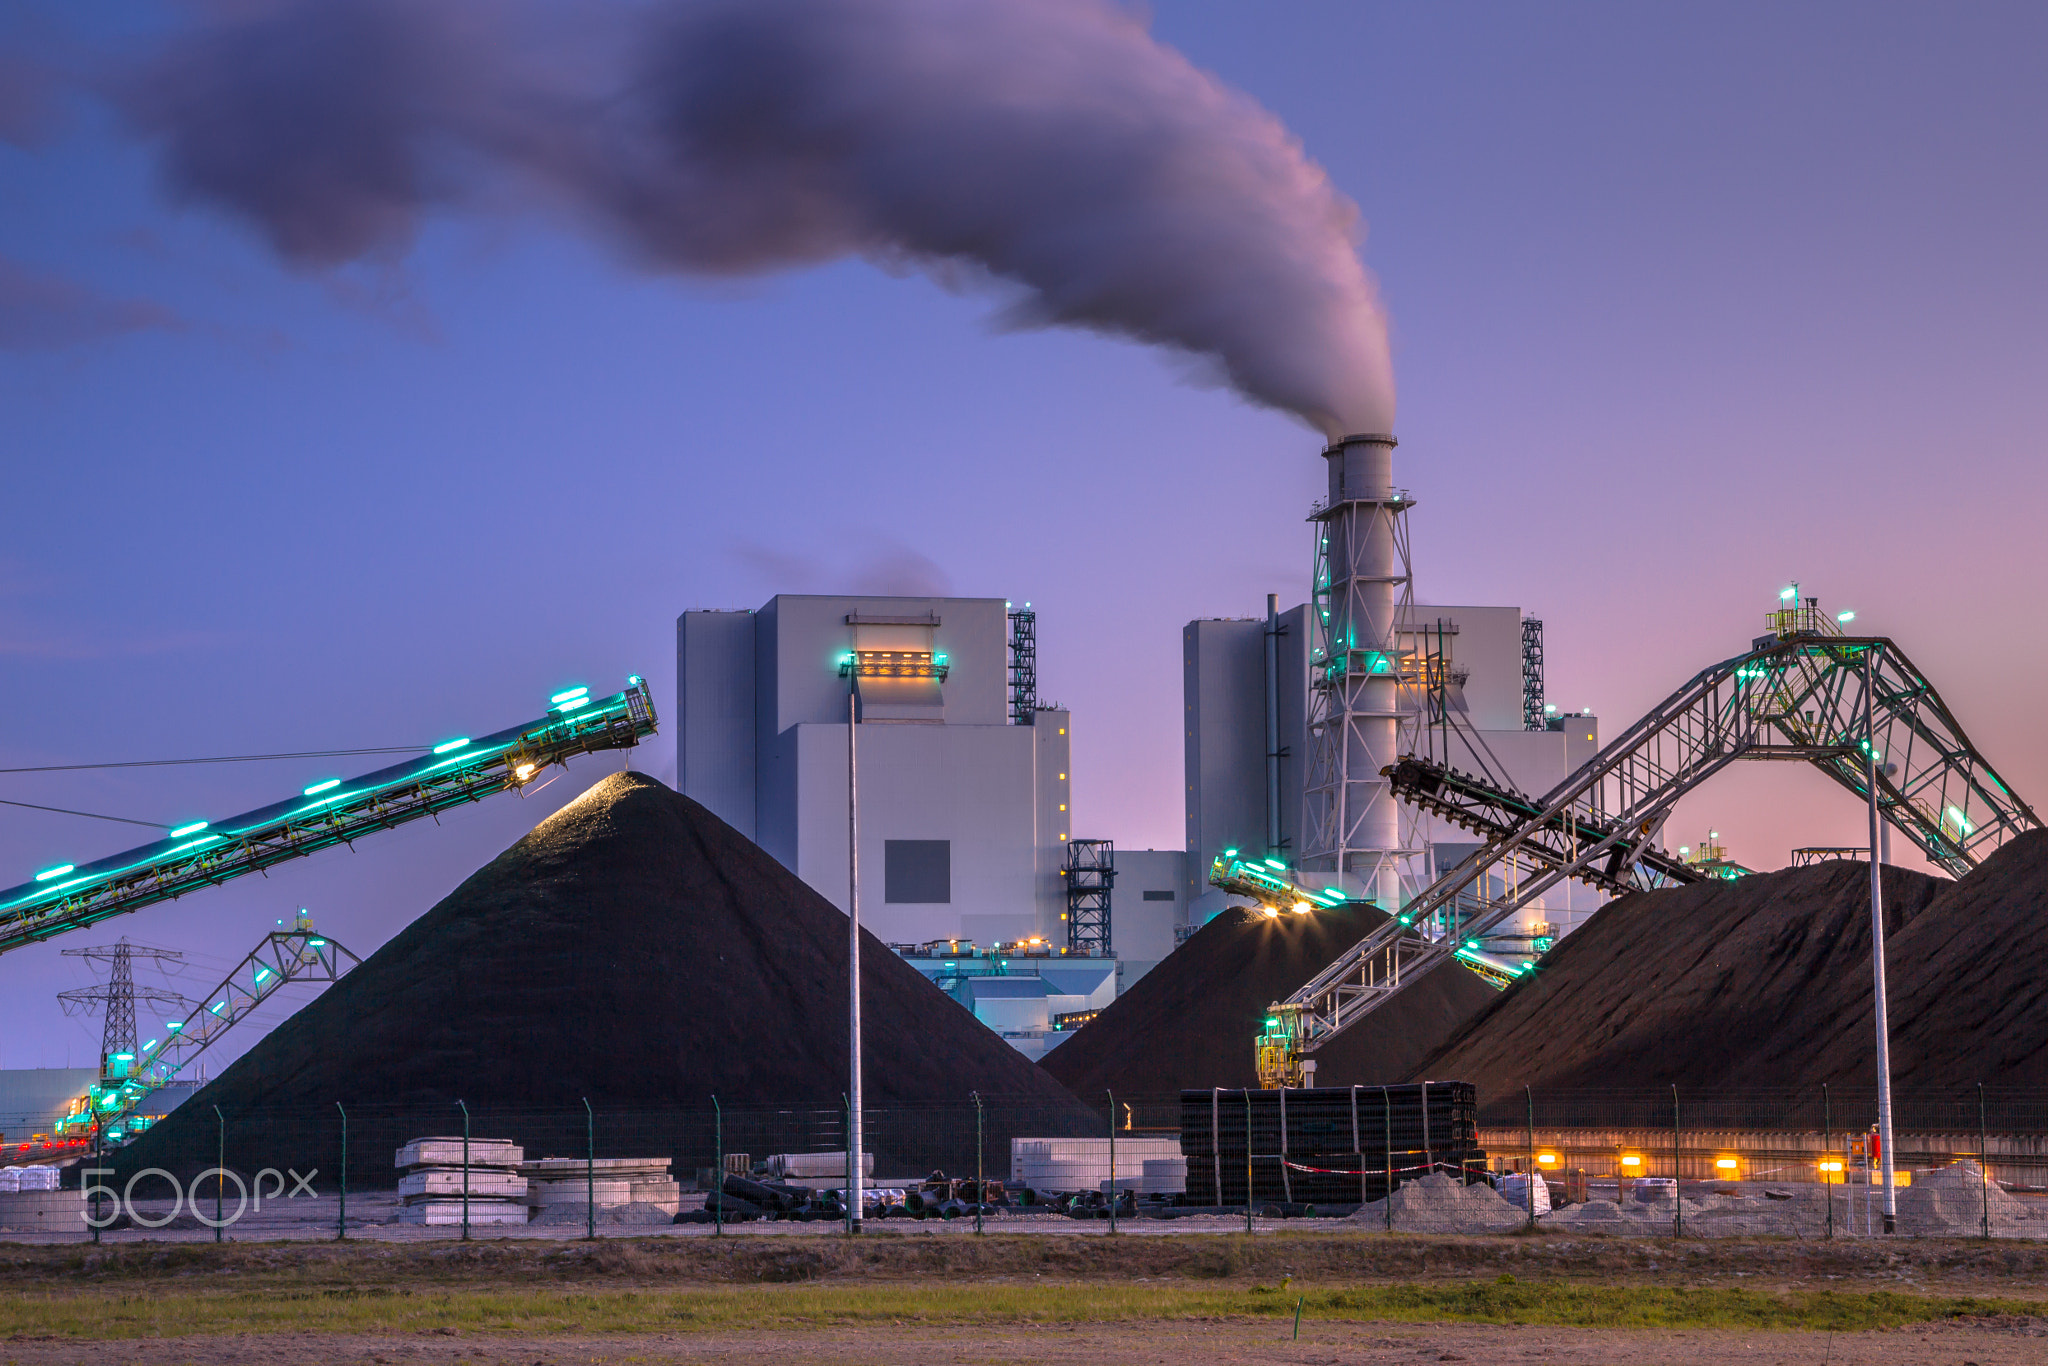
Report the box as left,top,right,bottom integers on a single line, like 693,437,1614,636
1261,907,1280,919
1820,1160,1844,1172
1291,901,1313,914
1620,1153,1643,1169
1537,1152,1560,1167
514,763,536,781
1714,1157,1739,1171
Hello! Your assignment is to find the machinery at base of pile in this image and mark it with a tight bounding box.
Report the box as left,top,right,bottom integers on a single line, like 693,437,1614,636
1209,853,1520,1087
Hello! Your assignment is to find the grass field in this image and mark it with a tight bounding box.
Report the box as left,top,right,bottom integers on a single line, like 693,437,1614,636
2,1230,2045,1353
0,1279,2042,1340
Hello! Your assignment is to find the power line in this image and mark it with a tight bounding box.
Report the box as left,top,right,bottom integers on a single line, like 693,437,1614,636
0,745,423,776
0,797,164,829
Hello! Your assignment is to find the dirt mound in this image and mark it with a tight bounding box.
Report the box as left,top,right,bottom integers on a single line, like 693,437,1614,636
1418,835,2048,1109
1040,902,1498,1096
113,773,1095,1183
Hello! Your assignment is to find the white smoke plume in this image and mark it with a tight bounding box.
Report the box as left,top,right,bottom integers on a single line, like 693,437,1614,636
121,0,1395,436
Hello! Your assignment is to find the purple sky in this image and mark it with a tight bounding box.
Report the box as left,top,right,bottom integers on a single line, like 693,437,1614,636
3,1,2045,1069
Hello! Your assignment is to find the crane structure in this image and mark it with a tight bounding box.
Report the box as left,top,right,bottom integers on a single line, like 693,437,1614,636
54,910,359,1143
1268,596,2038,1069
0,677,656,957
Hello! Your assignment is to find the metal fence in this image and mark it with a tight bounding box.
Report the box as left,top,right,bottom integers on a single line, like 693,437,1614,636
2,1084,2043,1243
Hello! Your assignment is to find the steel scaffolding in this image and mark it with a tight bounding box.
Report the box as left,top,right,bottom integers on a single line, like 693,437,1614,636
1523,618,1546,731
1064,838,1113,956
1007,606,1037,725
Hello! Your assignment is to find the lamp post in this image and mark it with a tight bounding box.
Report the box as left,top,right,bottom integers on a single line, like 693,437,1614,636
847,687,864,1234
1863,651,1897,1234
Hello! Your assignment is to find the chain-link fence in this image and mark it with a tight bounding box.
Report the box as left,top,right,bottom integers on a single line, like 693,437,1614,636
3,1085,2044,1243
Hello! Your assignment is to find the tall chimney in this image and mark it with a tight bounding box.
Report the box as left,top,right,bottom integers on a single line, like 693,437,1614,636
1303,432,1407,907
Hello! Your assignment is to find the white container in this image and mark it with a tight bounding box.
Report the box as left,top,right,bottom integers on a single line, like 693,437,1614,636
397,1168,529,1200
1496,1172,1552,1215
396,1137,523,1170
1018,1159,1097,1194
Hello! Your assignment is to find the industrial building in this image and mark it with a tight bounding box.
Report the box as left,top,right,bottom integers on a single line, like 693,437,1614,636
1181,597,1604,952
675,595,1183,1057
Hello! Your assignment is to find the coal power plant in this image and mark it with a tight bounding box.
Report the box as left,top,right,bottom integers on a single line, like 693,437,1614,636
3,0,2043,1254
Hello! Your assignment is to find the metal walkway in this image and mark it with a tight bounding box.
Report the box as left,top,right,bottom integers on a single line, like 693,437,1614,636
1282,611,2038,1055
0,678,657,956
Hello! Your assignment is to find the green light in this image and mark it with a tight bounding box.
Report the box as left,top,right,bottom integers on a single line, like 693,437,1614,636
308,938,326,947
1397,914,1411,925
303,778,341,796
1837,610,1856,623
1223,848,1238,857
1465,939,1479,949
143,1039,157,1052
550,686,590,705
33,864,75,882
112,1053,133,1062
432,738,471,755
166,1022,183,1031
556,696,590,712
1947,806,1974,834
1323,887,1345,898
169,821,209,838
1263,858,1286,871
627,675,642,686
1780,586,1797,601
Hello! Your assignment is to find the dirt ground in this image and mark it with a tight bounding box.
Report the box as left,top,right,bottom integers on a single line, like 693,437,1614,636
4,1317,2048,1366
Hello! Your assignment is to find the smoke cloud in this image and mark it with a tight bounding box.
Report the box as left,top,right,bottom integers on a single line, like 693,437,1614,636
121,0,1394,436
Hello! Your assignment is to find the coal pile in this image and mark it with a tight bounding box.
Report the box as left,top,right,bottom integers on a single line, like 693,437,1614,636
1040,902,1498,1097
1181,1082,1481,1206
115,773,1096,1185
1419,834,2048,1119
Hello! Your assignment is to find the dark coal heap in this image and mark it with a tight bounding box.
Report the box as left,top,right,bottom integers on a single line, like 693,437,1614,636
115,773,1096,1185
1419,833,2048,1118
1040,901,1498,1098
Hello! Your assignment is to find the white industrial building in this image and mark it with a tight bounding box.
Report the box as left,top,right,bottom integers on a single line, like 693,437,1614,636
675,595,1182,1058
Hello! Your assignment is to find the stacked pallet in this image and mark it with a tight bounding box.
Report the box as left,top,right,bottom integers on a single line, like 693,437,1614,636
519,1157,680,1215
1180,1083,1486,1206
394,1136,528,1224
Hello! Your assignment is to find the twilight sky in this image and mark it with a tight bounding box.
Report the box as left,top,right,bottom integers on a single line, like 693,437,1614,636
2,1,2045,1070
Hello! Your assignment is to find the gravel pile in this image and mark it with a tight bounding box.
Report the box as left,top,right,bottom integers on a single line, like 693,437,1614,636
1344,1172,1527,1232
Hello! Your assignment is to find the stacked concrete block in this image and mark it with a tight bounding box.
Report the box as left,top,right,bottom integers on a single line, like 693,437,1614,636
519,1156,680,1215
394,1136,528,1225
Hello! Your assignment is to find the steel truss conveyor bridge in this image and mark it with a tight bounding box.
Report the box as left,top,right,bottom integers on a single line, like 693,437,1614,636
0,678,657,957
1279,597,2039,1058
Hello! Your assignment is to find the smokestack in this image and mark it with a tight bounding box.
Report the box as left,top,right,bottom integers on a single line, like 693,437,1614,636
1304,432,1406,907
